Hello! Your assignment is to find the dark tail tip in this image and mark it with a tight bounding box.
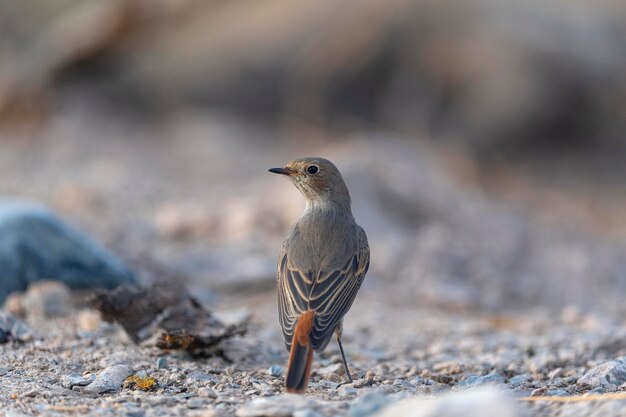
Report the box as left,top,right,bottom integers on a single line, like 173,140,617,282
285,343,313,394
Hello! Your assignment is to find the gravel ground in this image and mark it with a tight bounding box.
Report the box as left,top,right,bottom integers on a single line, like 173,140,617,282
3,289,626,417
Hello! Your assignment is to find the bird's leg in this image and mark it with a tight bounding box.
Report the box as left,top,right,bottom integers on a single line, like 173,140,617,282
335,325,353,383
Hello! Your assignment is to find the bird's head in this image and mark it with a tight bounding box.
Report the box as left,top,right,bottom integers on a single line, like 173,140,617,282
269,157,351,209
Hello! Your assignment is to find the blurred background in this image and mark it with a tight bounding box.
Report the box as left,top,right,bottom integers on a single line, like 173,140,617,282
1,0,626,315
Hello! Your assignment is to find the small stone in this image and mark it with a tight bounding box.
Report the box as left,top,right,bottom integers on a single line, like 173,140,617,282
21,280,74,319
545,388,569,396
352,378,371,388
0,312,34,343
123,407,145,417
318,363,345,376
548,368,563,379
578,358,626,388
84,365,132,394
393,379,413,388
268,365,283,377
62,373,93,389
349,392,389,417
410,376,426,386
198,387,218,399
188,371,219,383
188,399,205,409
324,373,341,383
507,374,531,388
338,386,357,396
432,361,463,374
156,358,168,369
457,371,505,389
318,380,340,390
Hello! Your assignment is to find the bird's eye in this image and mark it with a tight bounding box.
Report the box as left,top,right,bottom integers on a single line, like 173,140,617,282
306,165,319,175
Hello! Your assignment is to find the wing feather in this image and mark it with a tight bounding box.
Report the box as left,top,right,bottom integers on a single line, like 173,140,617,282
277,225,369,351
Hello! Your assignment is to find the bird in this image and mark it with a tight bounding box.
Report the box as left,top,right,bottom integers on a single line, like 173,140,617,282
269,157,370,394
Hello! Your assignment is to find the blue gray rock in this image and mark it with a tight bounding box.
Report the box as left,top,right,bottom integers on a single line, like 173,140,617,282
267,365,283,377
0,200,136,303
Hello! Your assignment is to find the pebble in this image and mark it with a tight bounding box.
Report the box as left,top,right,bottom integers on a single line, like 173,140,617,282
338,386,358,396
62,373,94,389
0,312,34,342
188,371,220,383
577,358,626,388
198,387,218,399
324,373,341,383
507,374,532,388
123,407,145,417
156,358,168,370
318,363,346,376
457,371,506,388
268,365,283,377
21,281,74,319
393,379,413,389
546,388,569,396
318,380,340,390
84,365,132,394
188,399,205,409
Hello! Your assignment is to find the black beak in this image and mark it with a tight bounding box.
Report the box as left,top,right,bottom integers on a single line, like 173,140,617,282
269,167,290,175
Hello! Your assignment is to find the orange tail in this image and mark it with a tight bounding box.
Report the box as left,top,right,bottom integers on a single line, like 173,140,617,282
286,311,315,394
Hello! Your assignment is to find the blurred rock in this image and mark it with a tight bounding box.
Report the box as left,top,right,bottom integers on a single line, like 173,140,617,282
84,365,132,394
3,293,24,317
0,312,34,343
267,365,283,377
62,373,95,389
77,309,102,332
371,388,521,417
0,200,136,304
578,358,626,388
236,395,321,417
318,363,346,377
457,371,506,389
20,280,73,320
349,392,390,417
